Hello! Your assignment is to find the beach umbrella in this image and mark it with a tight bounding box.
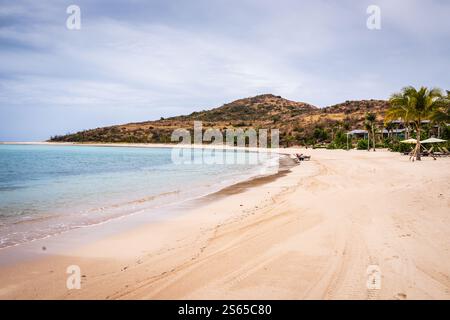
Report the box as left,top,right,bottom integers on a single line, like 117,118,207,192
400,138,417,144
420,137,447,144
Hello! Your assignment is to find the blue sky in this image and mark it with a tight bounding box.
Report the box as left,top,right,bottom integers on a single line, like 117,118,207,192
0,0,449,141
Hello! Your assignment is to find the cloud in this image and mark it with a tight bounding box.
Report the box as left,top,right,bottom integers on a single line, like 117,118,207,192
0,0,449,140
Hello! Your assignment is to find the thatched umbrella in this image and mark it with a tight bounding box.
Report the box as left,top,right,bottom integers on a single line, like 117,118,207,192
420,137,447,143
400,138,418,144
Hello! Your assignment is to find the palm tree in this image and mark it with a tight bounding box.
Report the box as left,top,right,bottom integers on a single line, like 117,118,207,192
364,121,371,151
430,91,450,138
365,112,377,151
385,121,394,140
386,86,445,160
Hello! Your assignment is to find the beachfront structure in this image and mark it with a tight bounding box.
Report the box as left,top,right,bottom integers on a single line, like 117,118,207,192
346,129,368,139
347,120,449,142
381,128,406,139
346,128,405,139
387,120,449,139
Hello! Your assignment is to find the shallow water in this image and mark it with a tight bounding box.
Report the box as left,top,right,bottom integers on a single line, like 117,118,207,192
0,144,278,248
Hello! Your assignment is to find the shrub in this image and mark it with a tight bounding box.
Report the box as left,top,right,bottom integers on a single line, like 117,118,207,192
326,143,337,149
357,139,369,150
271,115,281,123
332,131,347,149
390,141,413,153
313,127,329,142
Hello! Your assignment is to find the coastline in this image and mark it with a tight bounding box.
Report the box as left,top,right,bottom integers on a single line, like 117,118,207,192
0,141,287,151
0,143,292,250
0,148,449,299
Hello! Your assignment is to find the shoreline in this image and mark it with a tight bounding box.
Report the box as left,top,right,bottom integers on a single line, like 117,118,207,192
0,144,294,251
0,148,449,299
0,141,290,153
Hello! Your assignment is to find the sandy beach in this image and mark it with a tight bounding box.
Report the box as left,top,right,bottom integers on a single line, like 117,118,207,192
0,147,449,300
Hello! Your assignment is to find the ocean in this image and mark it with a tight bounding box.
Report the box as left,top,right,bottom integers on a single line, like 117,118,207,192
0,144,280,248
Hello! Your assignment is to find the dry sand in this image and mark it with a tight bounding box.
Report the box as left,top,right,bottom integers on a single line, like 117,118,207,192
0,148,449,300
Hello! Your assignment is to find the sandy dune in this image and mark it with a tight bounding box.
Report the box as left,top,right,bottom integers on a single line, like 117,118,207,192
0,148,449,299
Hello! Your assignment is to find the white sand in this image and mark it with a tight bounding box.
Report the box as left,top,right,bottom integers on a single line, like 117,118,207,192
0,148,449,299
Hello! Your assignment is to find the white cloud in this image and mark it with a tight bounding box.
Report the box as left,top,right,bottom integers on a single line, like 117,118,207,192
0,0,449,140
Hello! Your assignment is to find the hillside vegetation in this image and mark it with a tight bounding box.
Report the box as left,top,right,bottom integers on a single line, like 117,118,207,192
49,94,389,146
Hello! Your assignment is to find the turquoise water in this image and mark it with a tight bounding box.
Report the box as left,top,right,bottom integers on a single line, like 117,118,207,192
0,144,278,248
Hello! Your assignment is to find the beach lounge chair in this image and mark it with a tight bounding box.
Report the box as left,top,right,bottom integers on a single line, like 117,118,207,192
291,154,301,163
421,146,433,157
295,153,311,161
431,146,449,157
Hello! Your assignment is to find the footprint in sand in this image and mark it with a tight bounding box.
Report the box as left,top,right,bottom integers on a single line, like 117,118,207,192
395,292,407,300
